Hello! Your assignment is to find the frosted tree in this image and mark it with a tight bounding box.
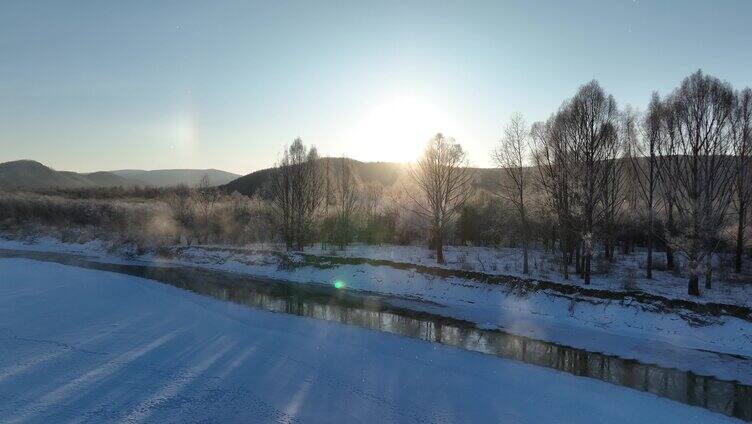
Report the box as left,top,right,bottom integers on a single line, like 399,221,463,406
628,94,662,278
494,113,532,274
407,133,473,264
196,174,220,243
270,138,323,250
540,81,620,284
732,88,752,273
333,156,360,249
656,71,736,295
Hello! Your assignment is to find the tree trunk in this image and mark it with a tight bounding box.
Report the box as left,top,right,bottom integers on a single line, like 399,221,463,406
584,255,591,285
605,240,612,261
583,229,592,284
736,206,746,273
562,241,569,280
550,227,557,254
666,247,674,271
580,244,587,279
646,213,653,279
705,255,712,289
688,265,700,296
666,203,675,270
688,275,700,296
522,240,529,274
435,232,444,264
646,235,653,279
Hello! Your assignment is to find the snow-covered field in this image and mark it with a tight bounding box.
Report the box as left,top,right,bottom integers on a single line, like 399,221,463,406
298,243,752,308
0,258,739,423
1,236,751,386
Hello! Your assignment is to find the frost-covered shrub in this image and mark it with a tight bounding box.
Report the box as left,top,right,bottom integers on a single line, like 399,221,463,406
0,188,289,250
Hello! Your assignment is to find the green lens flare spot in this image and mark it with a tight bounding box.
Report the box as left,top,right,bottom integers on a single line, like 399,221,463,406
333,280,345,289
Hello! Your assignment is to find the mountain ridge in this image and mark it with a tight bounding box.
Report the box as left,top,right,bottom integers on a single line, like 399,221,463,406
109,169,239,187
222,157,501,197
0,160,239,190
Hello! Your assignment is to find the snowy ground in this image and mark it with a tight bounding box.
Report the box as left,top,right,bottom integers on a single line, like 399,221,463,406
4,236,750,306
297,243,752,308
1,236,751,386
0,258,739,423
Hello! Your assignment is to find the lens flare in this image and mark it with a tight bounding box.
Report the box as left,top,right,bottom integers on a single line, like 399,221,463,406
333,280,345,289
348,94,456,162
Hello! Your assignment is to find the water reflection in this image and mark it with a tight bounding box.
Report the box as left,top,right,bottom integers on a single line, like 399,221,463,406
1,249,750,420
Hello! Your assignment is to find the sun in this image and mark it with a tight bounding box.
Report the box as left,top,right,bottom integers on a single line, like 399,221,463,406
349,95,452,163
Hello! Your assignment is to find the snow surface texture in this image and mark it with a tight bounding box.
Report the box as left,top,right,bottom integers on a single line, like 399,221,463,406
0,259,738,423
1,236,751,386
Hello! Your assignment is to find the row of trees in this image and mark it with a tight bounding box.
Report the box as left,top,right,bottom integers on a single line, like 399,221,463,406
269,70,751,296
270,139,403,250
494,71,751,296
270,134,473,261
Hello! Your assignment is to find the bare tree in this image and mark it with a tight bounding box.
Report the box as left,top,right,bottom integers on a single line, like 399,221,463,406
333,156,360,249
533,116,575,279
553,81,620,284
322,158,335,216
732,88,752,273
270,148,294,249
601,108,629,261
362,181,383,222
196,174,220,243
656,70,736,295
406,133,473,264
270,138,323,251
629,94,662,278
656,103,679,271
494,112,532,274
169,183,195,245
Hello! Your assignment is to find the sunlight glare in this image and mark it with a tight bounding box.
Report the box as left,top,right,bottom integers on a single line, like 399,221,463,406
349,95,453,163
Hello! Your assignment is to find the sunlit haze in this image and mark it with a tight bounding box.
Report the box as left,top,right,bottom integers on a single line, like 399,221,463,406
1,0,751,173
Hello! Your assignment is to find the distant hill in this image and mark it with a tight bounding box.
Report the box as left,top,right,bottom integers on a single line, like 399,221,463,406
223,159,406,197
0,160,138,190
223,158,500,197
109,169,239,187
0,160,240,190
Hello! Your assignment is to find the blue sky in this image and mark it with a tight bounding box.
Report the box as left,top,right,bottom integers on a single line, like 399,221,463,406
1,0,751,173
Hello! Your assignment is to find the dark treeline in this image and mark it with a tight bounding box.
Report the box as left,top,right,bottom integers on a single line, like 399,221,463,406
1,70,750,296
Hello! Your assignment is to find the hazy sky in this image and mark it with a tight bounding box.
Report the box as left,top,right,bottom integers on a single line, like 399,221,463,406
1,0,751,174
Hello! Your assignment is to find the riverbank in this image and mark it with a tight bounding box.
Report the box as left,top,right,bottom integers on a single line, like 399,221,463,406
1,235,750,386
